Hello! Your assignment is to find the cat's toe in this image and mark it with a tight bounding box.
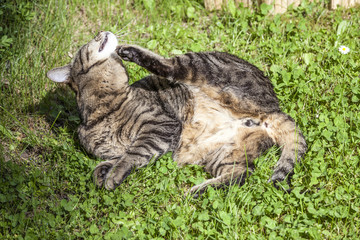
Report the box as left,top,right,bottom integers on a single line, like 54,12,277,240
104,161,134,190
117,45,134,61
269,170,293,192
268,173,285,186
104,172,125,190
93,161,114,188
185,191,200,199
104,177,117,190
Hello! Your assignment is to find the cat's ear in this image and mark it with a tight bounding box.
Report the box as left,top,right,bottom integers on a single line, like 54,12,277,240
47,65,71,83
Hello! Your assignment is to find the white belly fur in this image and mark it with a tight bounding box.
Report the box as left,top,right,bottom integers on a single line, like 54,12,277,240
174,86,260,166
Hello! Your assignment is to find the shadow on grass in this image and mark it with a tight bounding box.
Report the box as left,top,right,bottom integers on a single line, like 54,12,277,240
0,85,81,199
0,86,88,222
35,85,80,133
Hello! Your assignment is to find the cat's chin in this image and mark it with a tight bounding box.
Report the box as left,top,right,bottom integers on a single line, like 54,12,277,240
97,32,118,60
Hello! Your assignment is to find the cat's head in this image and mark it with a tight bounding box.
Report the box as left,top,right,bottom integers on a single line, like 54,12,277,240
47,31,125,93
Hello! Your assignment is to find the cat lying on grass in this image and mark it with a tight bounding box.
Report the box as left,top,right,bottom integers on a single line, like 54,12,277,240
47,31,307,196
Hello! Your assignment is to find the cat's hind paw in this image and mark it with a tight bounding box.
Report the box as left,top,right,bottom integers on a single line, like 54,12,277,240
185,186,207,199
268,170,287,184
268,170,293,192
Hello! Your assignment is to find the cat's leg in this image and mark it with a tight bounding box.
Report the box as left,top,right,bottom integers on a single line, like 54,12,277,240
94,146,160,190
262,112,307,185
117,45,175,78
94,119,180,190
186,144,253,197
186,130,275,197
188,168,251,198
93,158,133,189
117,44,216,84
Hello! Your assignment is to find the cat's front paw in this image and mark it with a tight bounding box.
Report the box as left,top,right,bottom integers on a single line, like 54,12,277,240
93,160,115,188
116,45,138,62
103,161,134,190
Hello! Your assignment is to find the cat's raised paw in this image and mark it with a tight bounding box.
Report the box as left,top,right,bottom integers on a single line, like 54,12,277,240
116,45,136,62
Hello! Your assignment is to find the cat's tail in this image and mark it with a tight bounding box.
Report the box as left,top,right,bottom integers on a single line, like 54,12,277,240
262,112,307,185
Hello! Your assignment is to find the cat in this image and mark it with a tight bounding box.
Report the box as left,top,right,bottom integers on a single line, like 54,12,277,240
47,31,307,195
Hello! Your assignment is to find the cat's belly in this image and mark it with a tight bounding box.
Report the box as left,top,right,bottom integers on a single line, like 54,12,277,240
174,87,262,166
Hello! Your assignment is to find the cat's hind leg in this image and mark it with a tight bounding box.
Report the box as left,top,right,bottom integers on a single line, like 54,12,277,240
186,145,254,197
263,112,307,185
186,129,275,197
187,166,251,198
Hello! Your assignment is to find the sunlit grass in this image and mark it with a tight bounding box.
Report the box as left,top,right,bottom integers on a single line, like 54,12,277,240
1,0,360,239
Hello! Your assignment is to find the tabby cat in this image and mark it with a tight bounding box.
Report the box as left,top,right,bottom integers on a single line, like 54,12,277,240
47,31,307,195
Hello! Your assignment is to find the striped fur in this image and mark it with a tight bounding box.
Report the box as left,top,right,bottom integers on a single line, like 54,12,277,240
47,32,307,195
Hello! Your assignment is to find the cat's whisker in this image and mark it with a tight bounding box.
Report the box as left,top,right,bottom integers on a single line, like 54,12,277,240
117,39,147,45
115,30,138,38
115,32,132,38
114,19,136,35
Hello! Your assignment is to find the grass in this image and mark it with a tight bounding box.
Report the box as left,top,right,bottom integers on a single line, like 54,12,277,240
1,0,360,239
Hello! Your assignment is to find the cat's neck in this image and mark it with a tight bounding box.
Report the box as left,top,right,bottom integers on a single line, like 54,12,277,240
76,58,131,124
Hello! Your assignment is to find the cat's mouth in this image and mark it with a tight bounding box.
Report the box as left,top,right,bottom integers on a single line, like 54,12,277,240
99,33,109,52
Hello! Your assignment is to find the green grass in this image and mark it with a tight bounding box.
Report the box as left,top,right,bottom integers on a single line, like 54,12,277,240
1,0,360,239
